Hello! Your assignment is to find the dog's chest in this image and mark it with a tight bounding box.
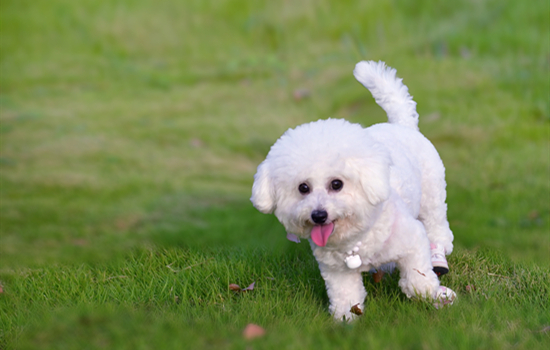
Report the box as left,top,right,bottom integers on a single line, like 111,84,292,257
310,237,381,271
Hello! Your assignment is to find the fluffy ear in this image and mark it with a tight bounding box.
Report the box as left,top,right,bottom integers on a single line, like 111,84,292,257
250,161,276,213
346,151,391,206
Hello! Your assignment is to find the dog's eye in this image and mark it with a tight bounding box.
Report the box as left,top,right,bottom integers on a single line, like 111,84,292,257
298,183,310,194
331,179,343,191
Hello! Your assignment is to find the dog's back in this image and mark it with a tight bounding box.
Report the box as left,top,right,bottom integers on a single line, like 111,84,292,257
354,60,454,255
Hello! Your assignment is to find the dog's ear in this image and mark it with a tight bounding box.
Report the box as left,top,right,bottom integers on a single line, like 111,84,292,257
347,149,391,206
250,161,276,213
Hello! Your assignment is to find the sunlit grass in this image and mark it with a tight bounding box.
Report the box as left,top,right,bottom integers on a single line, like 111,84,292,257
2,248,548,349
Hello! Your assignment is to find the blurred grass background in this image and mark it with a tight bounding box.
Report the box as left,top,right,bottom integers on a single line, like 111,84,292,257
0,0,549,348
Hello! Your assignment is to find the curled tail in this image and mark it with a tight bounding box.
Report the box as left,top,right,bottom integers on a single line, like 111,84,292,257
353,60,419,130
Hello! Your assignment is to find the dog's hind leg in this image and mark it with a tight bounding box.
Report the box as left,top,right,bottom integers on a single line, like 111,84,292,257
418,158,454,275
418,194,453,254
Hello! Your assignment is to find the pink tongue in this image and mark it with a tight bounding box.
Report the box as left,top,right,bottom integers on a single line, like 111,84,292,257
311,223,334,247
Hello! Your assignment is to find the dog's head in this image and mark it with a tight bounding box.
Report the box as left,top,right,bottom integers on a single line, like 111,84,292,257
251,119,391,247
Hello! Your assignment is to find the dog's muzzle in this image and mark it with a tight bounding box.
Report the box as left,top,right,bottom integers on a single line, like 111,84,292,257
311,209,328,224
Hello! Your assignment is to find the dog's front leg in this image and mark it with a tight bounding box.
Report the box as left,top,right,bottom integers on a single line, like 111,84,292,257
397,250,440,300
394,219,441,299
319,267,366,321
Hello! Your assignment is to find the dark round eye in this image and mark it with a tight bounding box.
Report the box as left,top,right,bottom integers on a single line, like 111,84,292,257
331,179,343,191
298,183,310,194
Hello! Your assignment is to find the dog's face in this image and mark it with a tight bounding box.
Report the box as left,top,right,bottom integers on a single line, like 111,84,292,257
251,119,391,247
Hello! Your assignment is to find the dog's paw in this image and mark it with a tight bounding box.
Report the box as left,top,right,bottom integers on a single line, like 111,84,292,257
433,286,457,309
332,303,364,322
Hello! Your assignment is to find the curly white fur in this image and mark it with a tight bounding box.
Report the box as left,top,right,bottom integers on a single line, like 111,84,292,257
251,60,455,320
354,60,419,130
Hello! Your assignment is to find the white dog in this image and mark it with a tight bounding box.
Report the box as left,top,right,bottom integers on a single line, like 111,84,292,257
251,61,456,320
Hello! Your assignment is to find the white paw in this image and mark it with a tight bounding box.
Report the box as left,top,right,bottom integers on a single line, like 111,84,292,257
333,303,363,322
433,286,457,309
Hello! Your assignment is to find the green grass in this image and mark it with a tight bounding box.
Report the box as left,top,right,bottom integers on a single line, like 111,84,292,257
3,248,549,349
1,0,549,348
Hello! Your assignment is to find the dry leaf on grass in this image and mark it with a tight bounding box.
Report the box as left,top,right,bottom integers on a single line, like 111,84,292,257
229,282,255,293
229,284,241,292
292,88,310,101
372,270,385,283
350,303,363,316
243,323,266,339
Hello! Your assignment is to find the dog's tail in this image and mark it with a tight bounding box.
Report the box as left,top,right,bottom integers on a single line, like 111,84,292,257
353,60,419,130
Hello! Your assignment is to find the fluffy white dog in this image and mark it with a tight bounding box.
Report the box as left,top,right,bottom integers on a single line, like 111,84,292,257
251,61,456,320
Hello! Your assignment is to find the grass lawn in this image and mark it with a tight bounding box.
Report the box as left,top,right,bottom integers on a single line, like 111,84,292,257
1,0,549,348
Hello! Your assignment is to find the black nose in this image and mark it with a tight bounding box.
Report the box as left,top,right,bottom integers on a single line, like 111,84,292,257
311,210,328,224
